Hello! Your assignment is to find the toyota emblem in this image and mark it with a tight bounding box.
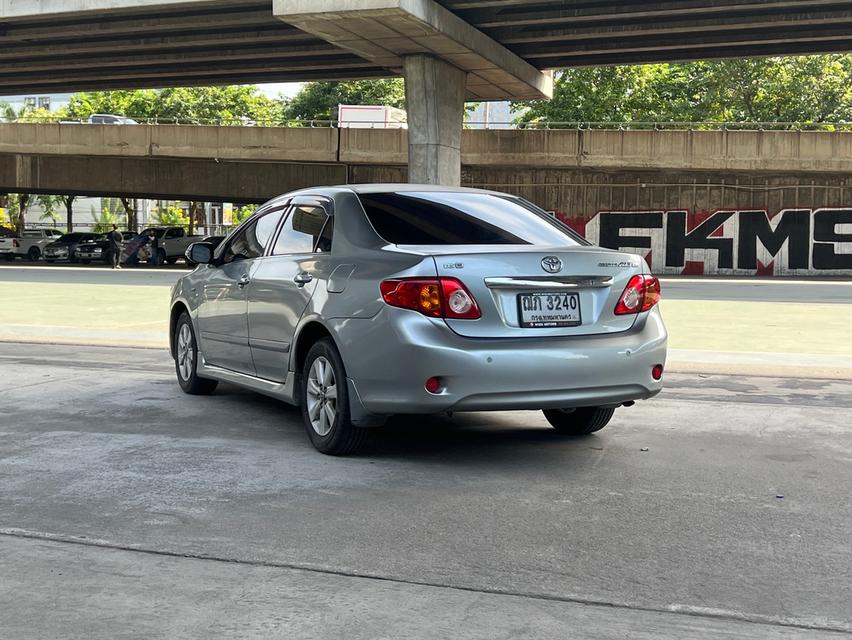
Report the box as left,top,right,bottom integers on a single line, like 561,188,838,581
541,256,563,273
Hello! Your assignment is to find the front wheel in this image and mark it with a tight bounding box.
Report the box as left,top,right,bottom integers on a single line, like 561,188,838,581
174,312,218,395
300,338,367,455
543,406,615,435
27,247,41,262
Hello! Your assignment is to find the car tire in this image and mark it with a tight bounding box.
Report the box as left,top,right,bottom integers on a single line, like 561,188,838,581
4,254,15,262
300,338,367,455
166,257,178,265
27,247,40,262
543,406,615,435
174,312,218,396
157,249,167,265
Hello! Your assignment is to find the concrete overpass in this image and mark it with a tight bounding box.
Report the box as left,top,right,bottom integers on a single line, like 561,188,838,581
2,122,851,201
3,1,852,186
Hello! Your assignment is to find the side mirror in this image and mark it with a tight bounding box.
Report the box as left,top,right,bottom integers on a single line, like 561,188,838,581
186,242,213,266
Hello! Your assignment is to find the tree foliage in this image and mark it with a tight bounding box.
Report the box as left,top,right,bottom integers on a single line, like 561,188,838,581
283,79,406,122
151,205,189,228
515,55,852,125
63,86,283,124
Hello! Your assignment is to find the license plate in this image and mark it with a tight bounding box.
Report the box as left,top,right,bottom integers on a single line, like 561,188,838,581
518,292,581,328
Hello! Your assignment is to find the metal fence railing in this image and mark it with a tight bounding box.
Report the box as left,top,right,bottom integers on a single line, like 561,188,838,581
1,115,851,131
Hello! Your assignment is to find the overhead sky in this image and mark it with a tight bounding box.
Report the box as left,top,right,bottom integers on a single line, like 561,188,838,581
257,82,304,100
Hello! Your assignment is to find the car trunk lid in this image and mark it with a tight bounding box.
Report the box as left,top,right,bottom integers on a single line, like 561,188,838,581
418,245,644,338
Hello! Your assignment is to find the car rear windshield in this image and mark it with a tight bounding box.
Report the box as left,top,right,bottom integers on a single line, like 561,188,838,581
358,192,585,246
58,233,85,242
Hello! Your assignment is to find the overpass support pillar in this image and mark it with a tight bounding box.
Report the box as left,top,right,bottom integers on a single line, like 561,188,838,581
403,54,467,186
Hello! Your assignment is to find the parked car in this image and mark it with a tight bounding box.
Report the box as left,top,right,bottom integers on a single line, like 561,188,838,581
170,185,667,455
43,232,100,263
75,231,135,264
138,227,203,264
88,113,138,125
0,228,64,261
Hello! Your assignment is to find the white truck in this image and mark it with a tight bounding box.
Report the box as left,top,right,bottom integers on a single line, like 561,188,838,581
337,104,407,129
0,228,65,261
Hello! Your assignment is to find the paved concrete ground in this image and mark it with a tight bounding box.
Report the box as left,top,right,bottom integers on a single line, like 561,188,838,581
1,343,850,639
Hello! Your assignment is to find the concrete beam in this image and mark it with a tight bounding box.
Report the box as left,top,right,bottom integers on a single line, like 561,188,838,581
0,153,346,202
273,0,552,101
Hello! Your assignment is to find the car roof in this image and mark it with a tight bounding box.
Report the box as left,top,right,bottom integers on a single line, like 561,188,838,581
281,183,510,201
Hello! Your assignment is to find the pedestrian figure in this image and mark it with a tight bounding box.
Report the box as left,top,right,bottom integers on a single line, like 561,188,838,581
108,224,123,269
148,230,161,266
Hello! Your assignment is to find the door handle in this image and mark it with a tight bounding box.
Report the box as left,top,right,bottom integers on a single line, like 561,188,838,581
294,272,314,287
237,275,251,288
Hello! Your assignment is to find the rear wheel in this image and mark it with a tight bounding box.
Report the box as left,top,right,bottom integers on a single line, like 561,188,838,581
174,312,218,395
27,247,40,262
300,338,367,455
543,406,615,435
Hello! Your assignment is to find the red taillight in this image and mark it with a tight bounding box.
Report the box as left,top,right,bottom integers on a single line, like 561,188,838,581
614,275,661,315
380,277,481,320
425,377,442,393
652,364,664,381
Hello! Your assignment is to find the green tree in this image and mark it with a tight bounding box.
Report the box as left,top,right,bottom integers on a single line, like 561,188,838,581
58,196,77,233
233,204,257,224
35,195,63,226
5,194,31,234
151,204,189,228
91,203,126,234
514,55,852,126
283,79,406,122
63,86,283,125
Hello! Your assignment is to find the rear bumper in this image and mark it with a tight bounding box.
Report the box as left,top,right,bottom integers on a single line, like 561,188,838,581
331,306,667,416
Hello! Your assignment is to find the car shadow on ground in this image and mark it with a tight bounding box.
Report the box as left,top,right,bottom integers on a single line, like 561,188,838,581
214,383,602,463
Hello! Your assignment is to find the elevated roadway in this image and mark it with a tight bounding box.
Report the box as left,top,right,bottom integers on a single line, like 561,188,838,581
2,123,852,201
3,1,852,185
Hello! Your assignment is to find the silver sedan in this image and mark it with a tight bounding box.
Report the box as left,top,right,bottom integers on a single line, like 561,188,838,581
170,185,667,454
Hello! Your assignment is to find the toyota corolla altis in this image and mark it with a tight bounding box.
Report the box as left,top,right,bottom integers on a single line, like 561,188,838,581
170,185,667,454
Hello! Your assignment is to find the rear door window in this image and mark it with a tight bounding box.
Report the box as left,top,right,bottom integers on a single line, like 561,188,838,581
358,192,585,246
271,206,332,255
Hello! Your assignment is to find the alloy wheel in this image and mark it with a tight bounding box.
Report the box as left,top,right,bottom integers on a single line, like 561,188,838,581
306,356,337,437
176,323,194,381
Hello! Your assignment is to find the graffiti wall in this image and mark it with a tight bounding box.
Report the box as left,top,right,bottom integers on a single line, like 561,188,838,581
562,209,852,276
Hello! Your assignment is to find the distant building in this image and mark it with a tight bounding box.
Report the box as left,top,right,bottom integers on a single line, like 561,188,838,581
0,92,73,113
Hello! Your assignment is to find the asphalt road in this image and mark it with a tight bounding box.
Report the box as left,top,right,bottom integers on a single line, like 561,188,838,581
1,343,850,639
1,263,851,302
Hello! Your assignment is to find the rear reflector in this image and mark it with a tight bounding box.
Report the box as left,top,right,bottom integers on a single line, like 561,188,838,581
425,377,442,393
652,364,664,381
615,275,662,315
381,277,481,320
